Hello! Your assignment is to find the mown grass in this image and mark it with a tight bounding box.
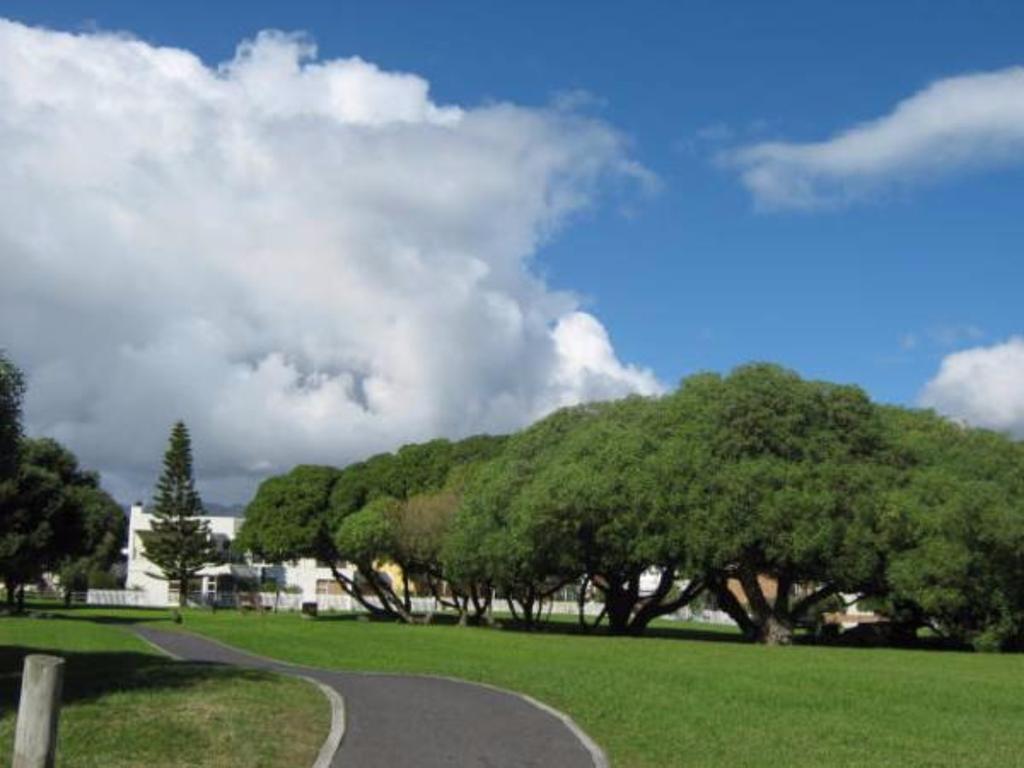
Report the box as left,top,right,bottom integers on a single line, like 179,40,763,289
11,606,1024,767
0,612,328,768
168,609,1024,768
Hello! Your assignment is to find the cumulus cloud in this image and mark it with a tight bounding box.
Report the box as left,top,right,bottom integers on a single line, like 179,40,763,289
727,67,1024,209
0,20,661,502
920,338,1024,437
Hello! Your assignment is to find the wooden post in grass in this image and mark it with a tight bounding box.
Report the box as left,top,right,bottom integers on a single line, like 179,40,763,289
12,654,64,768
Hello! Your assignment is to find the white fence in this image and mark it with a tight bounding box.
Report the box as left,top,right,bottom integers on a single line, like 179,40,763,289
670,606,736,625
85,589,737,627
87,589,153,607
492,600,735,626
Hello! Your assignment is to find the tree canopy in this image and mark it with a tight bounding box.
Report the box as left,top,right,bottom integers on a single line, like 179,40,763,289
659,365,894,643
0,351,25,482
1,437,124,608
239,363,1024,650
239,434,507,621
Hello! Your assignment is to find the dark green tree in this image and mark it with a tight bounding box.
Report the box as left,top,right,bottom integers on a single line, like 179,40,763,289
448,407,598,628
144,421,219,606
506,396,702,634
1,438,124,609
667,364,891,645
330,435,507,622
0,351,25,482
57,484,127,605
0,441,66,608
878,406,1024,651
238,434,505,622
236,465,340,565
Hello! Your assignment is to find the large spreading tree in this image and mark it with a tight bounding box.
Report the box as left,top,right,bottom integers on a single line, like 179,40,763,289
445,407,596,628
459,396,702,634
877,406,1024,651
235,360,1024,650
144,421,219,606
238,435,506,622
662,365,892,645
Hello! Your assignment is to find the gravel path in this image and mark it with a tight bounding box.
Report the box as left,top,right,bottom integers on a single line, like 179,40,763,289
134,626,600,768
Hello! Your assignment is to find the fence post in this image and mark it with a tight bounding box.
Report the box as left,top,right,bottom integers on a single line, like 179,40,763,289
12,654,64,768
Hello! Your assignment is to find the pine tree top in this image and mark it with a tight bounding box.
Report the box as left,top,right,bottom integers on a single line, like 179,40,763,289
152,420,205,521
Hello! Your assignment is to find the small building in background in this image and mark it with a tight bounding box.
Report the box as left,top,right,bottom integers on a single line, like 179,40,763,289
123,503,350,607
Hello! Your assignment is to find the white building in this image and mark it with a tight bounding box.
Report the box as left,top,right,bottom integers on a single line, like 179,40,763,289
124,503,350,607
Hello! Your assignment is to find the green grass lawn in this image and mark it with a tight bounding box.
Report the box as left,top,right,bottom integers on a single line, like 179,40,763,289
9,606,1024,767
0,612,328,768
168,609,1023,768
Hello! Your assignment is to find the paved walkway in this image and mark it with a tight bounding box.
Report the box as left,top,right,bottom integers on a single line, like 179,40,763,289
134,627,599,768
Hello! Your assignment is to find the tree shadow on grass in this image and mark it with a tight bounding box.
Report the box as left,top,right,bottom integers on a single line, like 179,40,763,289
0,644,277,713
489,617,747,643
11,601,172,627
310,609,748,643
308,610,954,650
36,612,167,627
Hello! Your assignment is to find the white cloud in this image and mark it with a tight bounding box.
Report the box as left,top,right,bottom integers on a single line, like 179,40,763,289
920,337,1024,436
0,20,661,502
727,66,1024,209
550,312,661,406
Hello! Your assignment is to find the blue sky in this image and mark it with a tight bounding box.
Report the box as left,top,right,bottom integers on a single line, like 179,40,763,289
7,0,1022,404
2,2,1022,500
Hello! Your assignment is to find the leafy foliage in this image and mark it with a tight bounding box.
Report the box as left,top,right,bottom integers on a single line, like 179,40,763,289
239,363,1024,649
0,437,124,607
0,351,25,482
239,434,505,621
237,465,340,563
662,365,892,643
879,407,1024,650
144,421,219,606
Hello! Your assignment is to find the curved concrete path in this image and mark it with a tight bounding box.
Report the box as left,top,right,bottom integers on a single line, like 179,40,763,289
134,627,600,768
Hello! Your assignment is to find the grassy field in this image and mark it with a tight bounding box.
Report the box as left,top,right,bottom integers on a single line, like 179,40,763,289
0,612,328,768
60,606,1022,768
8,607,1024,767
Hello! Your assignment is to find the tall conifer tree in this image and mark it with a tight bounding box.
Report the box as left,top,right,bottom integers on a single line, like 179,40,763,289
145,421,219,606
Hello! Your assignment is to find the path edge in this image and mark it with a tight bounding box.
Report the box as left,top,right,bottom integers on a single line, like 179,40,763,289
147,626,608,768
439,675,610,768
488,683,608,768
301,675,346,768
131,628,347,768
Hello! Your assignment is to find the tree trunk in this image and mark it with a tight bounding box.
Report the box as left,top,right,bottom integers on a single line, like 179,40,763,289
401,570,411,614
577,576,590,629
708,572,758,640
468,584,491,622
520,589,536,629
604,586,633,635
361,564,416,623
506,598,521,623
328,562,400,620
630,576,705,635
597,571,642,635
757,613,794,646
520,598,536,626
709,568,807,645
